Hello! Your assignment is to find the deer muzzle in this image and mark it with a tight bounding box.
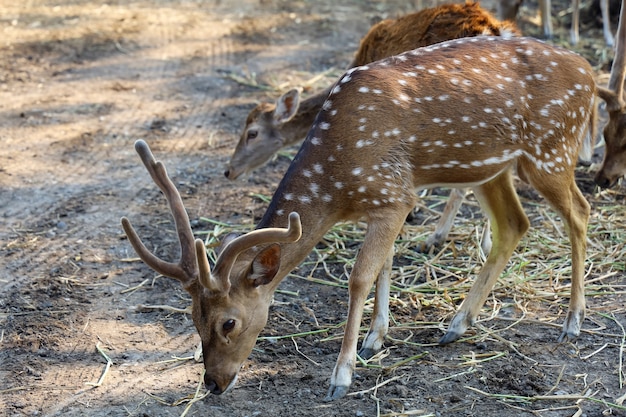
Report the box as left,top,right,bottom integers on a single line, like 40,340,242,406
204,372,238,395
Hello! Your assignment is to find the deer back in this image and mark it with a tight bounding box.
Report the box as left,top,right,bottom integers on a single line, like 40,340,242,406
258,36,596,231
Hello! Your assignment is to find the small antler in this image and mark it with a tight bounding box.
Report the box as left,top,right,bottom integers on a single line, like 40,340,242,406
121,140,225,293
212,212,302,280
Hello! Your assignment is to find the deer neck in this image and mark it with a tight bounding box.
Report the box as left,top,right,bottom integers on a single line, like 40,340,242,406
280,86,333,146
254,162,344,292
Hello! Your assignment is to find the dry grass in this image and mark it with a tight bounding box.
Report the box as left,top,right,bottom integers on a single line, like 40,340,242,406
192,170,626,416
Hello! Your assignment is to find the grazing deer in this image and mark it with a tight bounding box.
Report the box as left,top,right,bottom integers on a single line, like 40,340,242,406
123,35,597,401
594,0,626,188
498,0,614,46
226,2,518,252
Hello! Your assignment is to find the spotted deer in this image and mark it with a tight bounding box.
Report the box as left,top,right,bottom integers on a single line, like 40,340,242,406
594,0,626,188
123,35,597,401
226,3,517,253
498,0,614,46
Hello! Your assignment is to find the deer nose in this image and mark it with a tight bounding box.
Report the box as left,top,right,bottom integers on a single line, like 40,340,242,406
204,375,223,395
594,173,614,189
224,169,230,178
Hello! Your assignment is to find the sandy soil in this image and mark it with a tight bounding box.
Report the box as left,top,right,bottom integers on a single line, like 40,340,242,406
1,0,625,416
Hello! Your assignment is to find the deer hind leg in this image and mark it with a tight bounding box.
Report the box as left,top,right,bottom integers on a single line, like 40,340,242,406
600,0,614,46
440,169,530,345
522,165,590,341
325,209,410,401
540,0,554,39
358,248,394,359
569,0,580,44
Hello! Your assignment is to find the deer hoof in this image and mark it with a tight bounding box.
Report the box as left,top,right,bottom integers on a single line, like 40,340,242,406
358,347,376,360
558,311,583,342
439,312,472,345
324,385,349,401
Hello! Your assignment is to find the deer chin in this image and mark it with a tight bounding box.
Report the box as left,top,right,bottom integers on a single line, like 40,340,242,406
221,373,239,395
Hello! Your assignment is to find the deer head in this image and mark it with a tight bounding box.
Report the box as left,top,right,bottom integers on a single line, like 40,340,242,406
121,140,302,394
224,89,303,180
595,0,626,188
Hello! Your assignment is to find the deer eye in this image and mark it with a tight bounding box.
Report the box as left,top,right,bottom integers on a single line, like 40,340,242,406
223,319,236,333
246,130,258,141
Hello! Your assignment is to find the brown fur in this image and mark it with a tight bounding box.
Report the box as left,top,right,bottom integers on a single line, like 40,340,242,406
352,2,519,66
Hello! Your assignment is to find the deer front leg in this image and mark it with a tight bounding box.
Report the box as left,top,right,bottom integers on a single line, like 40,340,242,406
325,213,408,401
358,249,394,359
440,171,529,344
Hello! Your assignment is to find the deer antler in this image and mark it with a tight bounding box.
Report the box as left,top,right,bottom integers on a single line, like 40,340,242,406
212,212,302,280
121,140,225,293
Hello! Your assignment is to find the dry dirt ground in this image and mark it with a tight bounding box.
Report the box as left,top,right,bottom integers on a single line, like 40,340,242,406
1,0,626,416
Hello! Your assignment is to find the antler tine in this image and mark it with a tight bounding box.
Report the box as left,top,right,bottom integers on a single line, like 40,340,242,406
121,140,212,289
608,0,626,96
213,212,302,280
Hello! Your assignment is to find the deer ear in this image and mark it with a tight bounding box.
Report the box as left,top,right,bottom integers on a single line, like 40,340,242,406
248,244,281,287
274,89,301,124
597,87,624,113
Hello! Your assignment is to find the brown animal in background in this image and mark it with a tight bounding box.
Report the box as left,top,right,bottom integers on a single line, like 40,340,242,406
225,2,518,252
124,35,597,400
497,0,614,46
594,0,626,187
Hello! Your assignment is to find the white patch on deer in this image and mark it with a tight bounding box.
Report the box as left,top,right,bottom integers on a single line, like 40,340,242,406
352,167,363,176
